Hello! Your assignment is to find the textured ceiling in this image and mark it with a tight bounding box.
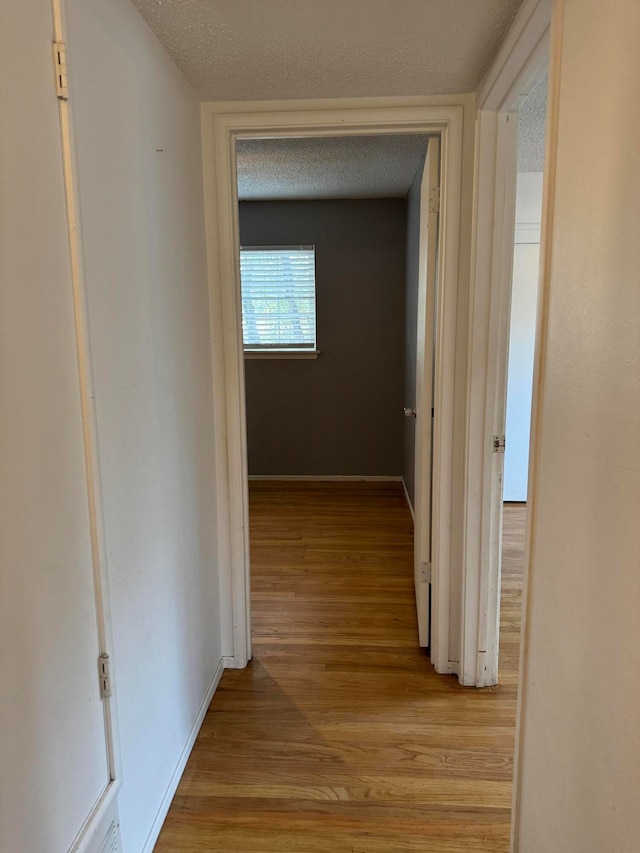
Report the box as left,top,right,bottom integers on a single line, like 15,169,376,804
518,75,548,173
130,0,524,101
236,135,430,201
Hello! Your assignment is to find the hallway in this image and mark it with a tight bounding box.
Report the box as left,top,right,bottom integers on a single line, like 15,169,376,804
155,482,524,852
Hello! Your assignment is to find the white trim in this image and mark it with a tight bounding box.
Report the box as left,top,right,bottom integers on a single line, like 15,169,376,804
461,3,551,686
244,349,320,360
140,657,226,853
202,97,465,673
401,477,416,523
462,111,519,687
477,0,552,111
412,135,439,650
248,475,403,482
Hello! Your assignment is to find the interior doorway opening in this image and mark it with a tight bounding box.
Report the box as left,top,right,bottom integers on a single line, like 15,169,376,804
233,131,440,662
497,73,548,682
201,102,464,677
460,14,552,686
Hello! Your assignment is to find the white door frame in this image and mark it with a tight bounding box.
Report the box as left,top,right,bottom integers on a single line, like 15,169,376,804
460,0,552,686
201,100,464,674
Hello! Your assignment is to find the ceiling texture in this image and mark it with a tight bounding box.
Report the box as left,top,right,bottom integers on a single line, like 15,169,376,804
130,0,524,102
236,135,430,201
518,75,548,172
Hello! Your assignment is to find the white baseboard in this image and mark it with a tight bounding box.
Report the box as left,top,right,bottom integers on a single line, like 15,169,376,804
401,477,415,522
248,475,403,482
141,657,226,853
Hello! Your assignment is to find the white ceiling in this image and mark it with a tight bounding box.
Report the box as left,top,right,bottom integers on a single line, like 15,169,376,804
518,75,548,173
130,0,524,102
236,135,430,201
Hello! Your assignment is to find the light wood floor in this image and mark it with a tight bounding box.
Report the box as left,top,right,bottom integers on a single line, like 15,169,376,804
155,482,525,853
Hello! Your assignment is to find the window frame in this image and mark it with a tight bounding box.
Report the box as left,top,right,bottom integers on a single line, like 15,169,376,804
239,244,320,358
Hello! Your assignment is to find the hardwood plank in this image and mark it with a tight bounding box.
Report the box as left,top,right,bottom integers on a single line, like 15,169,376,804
154,482,525,852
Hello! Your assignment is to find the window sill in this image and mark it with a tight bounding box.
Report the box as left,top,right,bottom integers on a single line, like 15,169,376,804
244,349,321,360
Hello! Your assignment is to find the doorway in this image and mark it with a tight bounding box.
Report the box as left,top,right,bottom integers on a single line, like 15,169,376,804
200,104,464,675
235,131,438,658
505,77,547,505
461,25,551,686
497,74,547,677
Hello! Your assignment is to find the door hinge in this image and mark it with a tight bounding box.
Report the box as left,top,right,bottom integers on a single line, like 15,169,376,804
429,186,440,214
53,41,69,100
420,561,431,584
493,434,506,453
98,653,112,699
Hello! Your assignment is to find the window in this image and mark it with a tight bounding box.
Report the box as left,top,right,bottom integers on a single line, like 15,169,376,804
240,246,317,355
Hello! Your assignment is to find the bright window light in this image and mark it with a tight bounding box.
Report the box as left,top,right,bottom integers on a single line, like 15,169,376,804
240,246,316,351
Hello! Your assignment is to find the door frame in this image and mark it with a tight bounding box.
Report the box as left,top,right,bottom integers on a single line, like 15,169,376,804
460,0,552,686
201,99,465,674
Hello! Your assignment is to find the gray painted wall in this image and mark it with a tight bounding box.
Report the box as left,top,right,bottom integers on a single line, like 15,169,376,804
403,153,426,507
240,199,406,475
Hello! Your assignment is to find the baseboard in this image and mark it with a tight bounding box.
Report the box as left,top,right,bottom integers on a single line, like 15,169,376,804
140,656,226,853
401,477,415,522
504,500,527,505
247,475,403,482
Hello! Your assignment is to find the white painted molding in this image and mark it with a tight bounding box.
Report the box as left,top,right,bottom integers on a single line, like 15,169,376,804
203,93,473,116
201,96,467,677
461,111,519,687
140,658,226,853
244,349,320,360
412,135,439,651
201,105,236,663
477,0,552,111
461,0,552,687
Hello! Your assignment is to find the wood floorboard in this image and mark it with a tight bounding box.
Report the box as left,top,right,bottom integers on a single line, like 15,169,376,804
155,482,525,852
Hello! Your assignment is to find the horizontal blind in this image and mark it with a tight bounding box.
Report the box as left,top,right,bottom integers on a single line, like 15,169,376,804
240,247,316,348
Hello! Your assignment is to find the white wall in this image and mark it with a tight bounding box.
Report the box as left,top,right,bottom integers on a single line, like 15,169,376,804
0,3,109,850
513,1,640,850
504,172,543,501
62,0,222,849
1,1,221,850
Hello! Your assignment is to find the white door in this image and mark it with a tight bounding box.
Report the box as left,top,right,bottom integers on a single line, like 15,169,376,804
0,2,114,850
413,137,440,649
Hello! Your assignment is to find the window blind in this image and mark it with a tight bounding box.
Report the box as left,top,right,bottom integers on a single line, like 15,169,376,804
240,246,316,349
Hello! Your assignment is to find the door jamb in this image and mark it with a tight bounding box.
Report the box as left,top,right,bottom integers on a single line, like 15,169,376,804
201,100,464,674
460,0,552,686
